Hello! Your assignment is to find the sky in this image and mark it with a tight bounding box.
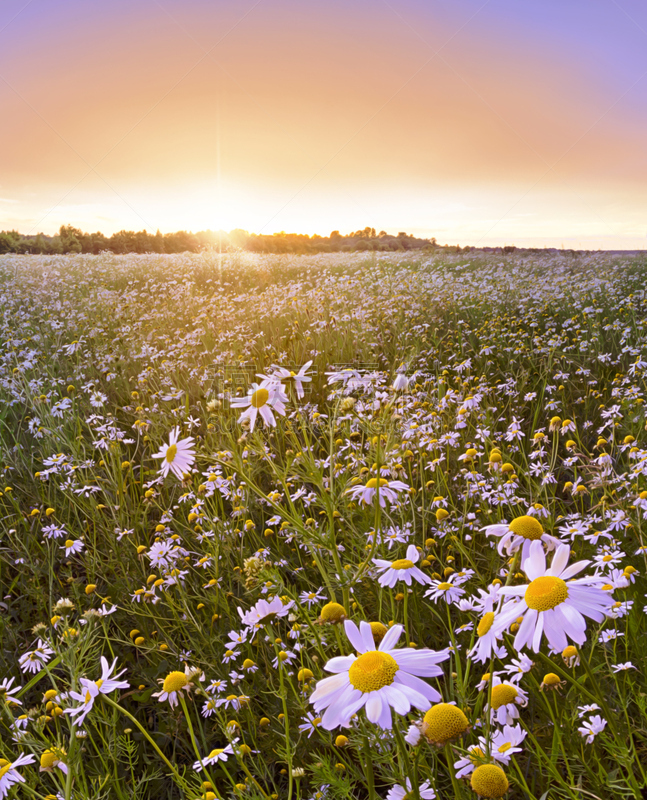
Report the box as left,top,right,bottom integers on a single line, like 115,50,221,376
1,0,646,248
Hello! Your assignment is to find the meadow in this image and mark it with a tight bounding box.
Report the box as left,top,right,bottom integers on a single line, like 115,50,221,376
0,249,646,800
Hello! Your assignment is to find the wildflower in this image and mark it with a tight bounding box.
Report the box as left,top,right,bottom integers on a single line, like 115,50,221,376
345,477,409,507
230,383,286,432
0,753,35,798
317,602,348,625
18,640,54,674
61,539,84,557
39,748,67,774
611,662,636,672
425,579,465,605
0,678,22,707
485,677,528,725
153,668,194,708
470,764,509,799
486,724,527,764
309,620,449,729
540,673,565,691
298,712,323,737
386,779,435,799
192,741,235,771
373,544,432,587
262,361,313,399
66,657,129,726
152,427,196,480
454,744,486,778
420,703,469,745
484,516,561,561
493,541,614,652
578,714,607,743
238,596,295,629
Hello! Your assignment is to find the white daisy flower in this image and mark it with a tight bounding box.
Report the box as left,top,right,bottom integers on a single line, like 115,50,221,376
18,639,54,674
484,723,527,764
578,714,607,743
493,540,614,652
192,741,236,771
152,427,195,480
230,383,286,432
237,596,295,630
60,539,84,557
424,579,465,605
0,678,22,707
485,677,528,725
260,361,313,400
0,753,35,798
309,619,449,730
484,515,561,562
386,778,435,799
65,657,129,726
345,477,409,507
373,545,432,588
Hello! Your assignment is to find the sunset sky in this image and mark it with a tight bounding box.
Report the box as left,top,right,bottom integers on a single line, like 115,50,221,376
1,0,646,248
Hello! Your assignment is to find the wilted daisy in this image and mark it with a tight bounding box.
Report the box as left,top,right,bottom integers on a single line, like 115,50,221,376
66,657,129,726
309,620,449,729
18,639,54,674
493,540,614,652
230,383,286,432
345,477,409,507
39,748,67,774
152,427,195,480
373,544,432,587
484,515,561,561
0,753,35,798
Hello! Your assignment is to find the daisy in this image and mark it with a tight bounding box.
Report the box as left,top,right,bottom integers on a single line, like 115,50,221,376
39,748,68,775
261,361,313,400
484,516,561,561
611,662,636,672
309,619,449,730
153,667,195,708
192,741,236,771
61,539,84,557
18,639,54,674
0,678,22,707
0,753,35,799
65,657,129,726
373,545,432,587
493,540,614,652
345,477,410,507
238,596,295,630
578,714,607,743
230,383,286,432
454,745,487,779
386,778,435,799
424,579,465,605
485,677,528,725
485,724,527,764
152,427,195,480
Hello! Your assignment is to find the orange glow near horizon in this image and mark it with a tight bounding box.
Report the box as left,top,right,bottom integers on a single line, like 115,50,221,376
1,0,646,249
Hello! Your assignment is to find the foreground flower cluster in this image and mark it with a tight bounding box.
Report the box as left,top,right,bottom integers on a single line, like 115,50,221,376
0,250,645,800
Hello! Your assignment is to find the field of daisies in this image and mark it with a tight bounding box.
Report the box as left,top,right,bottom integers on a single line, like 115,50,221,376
0,249,646,800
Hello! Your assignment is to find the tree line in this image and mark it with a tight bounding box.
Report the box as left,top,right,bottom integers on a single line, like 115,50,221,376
0,225,440,255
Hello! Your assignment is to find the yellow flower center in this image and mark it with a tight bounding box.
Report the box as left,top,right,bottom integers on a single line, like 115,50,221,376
165,444,177,463
40,750,58,769
497,742,513,753
0,763,10,779
64,540,74,548
471,764,509,799
542,673,561,687
436,582,452,591
208,748,225,759
319,602,347,623
251,388,269,408
421,703,469,743
508,515,543,540
490,684,518,709
162,671,188,693
391,559,415,570
370,621,387,643
348,651,399,693
525,576,568,611
366,477,389,489
477,611,495,637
